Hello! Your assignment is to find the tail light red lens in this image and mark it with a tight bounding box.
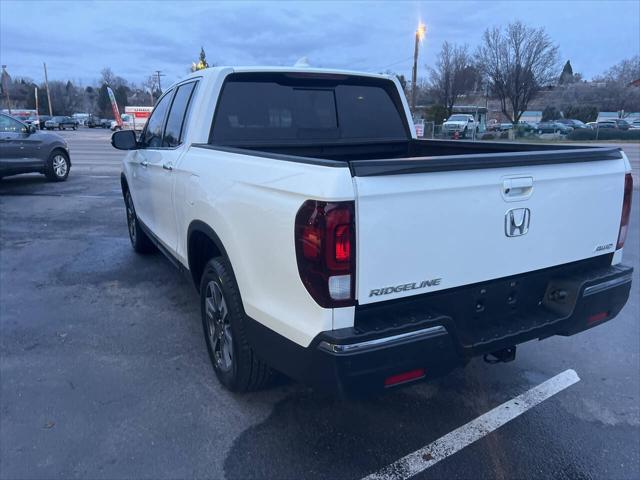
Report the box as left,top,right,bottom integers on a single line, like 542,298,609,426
295,200,355,308
334,225,351,263
617,173,633,250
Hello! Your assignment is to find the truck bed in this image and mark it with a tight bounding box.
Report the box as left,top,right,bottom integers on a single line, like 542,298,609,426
198,139,623,176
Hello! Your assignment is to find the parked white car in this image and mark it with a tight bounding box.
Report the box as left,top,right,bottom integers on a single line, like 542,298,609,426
111,67,633,395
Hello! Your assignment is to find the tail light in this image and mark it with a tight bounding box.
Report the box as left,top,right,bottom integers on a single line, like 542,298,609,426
617,173,633,250
295,200,355,308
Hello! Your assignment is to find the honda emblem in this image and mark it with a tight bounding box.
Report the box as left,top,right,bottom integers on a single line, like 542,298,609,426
505,208,530,237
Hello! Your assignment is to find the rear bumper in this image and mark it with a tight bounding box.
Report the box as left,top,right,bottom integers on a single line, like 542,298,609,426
247,261,632,395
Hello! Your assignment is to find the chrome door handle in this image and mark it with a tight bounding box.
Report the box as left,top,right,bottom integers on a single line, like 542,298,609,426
162,163,173,171
140,160,149,167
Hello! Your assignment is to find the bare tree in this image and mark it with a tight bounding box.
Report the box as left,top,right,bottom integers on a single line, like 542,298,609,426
476,21,559,124
596,55,640,116
602,55,640,85
429,42,479,116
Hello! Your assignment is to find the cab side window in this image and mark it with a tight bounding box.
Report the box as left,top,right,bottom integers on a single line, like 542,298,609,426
141,91,174,148
163,82,198,147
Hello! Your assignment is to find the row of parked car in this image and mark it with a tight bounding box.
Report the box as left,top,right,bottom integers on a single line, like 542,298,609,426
21,114,112,131
487,117,640,135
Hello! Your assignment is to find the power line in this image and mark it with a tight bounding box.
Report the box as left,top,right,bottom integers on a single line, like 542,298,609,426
376,56,415,72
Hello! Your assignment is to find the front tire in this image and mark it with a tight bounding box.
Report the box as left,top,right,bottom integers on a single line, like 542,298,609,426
123,190,156,254
44,150,70,181
200,257,272,392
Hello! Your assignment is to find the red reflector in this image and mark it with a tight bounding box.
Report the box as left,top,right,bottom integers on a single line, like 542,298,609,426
334,224,351,262
587,311,609,325
384,368,426,387
617,173,633,250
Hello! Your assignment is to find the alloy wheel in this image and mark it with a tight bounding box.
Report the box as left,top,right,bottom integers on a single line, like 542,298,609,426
52,155,68,178
125,193,136,243
205,280,233,372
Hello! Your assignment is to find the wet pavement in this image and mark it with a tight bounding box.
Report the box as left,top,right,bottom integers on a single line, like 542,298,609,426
1,129,638,479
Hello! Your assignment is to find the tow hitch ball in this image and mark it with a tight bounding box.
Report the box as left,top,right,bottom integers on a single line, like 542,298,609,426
484,346,517,364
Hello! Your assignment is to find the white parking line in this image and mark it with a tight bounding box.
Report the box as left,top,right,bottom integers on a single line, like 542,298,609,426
362,369,580,480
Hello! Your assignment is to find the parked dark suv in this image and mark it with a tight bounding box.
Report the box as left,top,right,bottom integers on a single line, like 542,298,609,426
536,121,573,134
44,116,78,130
556,118,589,129
0,113,71,181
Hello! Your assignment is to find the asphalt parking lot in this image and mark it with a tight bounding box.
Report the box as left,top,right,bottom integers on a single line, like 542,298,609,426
1,129,639,480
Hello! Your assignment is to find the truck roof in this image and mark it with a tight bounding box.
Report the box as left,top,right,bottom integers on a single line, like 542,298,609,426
170,66,394,89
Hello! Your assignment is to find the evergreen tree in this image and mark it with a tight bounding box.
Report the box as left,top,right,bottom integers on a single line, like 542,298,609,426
97,84,111,118
559,60,574,84
541,105,561,121
192,47,209,71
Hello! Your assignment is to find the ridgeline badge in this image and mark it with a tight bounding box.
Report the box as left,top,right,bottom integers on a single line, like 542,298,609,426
369,278,442,297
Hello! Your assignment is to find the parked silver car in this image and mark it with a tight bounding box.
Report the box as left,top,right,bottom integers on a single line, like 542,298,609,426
0,113,71,181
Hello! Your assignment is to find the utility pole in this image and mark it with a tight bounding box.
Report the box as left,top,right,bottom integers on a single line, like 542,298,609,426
43,62,53,116
35,87,39,123
411,22,426,115
1,65,12,113
155,70,165,95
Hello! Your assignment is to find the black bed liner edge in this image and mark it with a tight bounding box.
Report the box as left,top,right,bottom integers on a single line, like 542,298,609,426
192,142,623,177
352,146,623,177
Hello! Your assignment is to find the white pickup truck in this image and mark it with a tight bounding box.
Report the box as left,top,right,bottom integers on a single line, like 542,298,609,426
112,67,633,395
442,113,477,138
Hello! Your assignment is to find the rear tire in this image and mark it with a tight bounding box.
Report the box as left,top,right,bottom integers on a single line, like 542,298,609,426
124,190,156,254
44,150,70,181
200,257,272,392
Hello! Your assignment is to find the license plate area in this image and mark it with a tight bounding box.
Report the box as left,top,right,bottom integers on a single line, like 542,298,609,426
354,254,613,347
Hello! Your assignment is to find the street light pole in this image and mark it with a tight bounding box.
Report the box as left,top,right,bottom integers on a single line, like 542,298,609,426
43,62,53,116
411,22,426,115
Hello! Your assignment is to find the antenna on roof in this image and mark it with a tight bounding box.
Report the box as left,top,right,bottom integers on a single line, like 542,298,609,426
294,57,310,68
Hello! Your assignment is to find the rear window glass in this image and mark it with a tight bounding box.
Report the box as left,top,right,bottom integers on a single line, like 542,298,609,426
210,74,407,144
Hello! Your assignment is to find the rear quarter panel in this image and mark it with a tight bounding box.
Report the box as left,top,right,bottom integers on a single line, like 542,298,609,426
175,148,355,347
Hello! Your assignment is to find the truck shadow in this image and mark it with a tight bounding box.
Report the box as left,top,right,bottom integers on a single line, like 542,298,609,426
223,363,532,480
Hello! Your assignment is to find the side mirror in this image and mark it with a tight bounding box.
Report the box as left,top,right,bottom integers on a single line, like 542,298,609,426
111,130,138,150
28,124,37,134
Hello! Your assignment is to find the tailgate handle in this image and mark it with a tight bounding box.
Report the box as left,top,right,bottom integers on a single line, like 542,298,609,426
503,177,533,200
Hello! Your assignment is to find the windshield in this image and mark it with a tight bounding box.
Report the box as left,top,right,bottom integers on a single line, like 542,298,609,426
210,73,408,144
447,115,470,121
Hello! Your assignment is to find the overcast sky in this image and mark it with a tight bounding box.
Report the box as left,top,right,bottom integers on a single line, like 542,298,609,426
1,0,639,87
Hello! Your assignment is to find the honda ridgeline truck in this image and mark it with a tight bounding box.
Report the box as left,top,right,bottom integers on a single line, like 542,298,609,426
112,67,633,394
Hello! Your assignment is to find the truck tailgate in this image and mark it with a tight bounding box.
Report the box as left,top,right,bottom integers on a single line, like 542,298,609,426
354,157,627,305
